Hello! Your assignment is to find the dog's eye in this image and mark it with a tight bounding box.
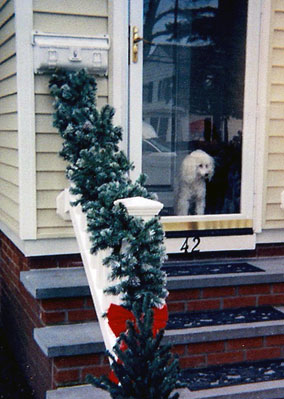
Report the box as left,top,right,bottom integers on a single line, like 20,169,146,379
199,164,203,168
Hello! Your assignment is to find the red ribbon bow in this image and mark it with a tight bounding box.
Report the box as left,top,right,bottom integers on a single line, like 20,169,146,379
107,303,168,338
107,303,168,384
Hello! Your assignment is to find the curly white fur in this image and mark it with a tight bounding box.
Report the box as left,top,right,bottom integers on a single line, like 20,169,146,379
175,150,215,215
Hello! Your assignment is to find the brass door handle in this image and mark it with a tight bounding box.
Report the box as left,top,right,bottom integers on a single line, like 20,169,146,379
132,26,142,63
132,26,153,63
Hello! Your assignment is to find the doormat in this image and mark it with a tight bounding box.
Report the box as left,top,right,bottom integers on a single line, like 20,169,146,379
163,262,263,277
167,306,284,329
182,358,284,391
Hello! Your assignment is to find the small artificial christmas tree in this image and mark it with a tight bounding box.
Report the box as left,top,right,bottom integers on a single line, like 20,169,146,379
87,295,181,399
49,69,183,398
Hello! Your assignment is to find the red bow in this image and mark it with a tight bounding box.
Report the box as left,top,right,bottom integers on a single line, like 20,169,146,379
107,303,168,384
107,303,168,338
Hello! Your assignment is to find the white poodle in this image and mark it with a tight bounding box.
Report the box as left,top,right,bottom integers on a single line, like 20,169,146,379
175,149,215,215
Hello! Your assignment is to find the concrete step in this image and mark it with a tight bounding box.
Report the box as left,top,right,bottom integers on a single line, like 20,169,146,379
20,258,284,326
35,308,284,389
34,310,284,357
21,258,284,300
46,379,284,399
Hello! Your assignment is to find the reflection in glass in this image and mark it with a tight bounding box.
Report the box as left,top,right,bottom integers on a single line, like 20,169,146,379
142,0,248,216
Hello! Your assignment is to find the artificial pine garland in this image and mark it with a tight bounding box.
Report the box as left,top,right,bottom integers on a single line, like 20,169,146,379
49,69,183,398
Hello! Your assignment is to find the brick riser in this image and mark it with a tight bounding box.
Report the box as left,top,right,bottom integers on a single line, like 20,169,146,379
40,297,97,325
52,334,284,388
53,353,110,387
39,283,284,326
168,283,284,312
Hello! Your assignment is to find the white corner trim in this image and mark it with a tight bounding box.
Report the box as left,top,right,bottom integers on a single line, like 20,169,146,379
128,0,143,180
240,0,262,220
14,0,37,240
253,0,272,234
108,0,129,153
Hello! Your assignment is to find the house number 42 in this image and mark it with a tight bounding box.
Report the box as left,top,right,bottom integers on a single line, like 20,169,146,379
180,236,201,253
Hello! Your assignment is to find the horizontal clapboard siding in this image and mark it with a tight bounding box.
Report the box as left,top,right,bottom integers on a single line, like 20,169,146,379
0,0,18,234
33,0,107,17
33,13,107,36
33,0,108,238
265,0,284,228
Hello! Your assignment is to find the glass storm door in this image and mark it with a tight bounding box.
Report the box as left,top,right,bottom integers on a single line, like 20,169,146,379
128,0,261,251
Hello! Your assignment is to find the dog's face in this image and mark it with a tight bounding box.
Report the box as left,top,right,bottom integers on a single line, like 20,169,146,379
196,158,214,181
181,150,214,182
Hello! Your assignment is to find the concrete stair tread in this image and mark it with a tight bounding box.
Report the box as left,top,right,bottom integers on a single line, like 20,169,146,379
21,257,284,299
35,309,284,358
46,379,284,399
20,267,91,299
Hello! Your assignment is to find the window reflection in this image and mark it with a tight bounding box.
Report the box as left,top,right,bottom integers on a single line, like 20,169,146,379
142,0,247,216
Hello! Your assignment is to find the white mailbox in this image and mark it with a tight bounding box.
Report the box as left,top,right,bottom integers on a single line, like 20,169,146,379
32,32,109,76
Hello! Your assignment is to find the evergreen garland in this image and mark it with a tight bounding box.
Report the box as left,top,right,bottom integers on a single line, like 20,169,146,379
49,69,183,398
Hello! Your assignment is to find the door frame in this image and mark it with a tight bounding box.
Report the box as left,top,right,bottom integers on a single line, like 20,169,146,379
110,0,270,252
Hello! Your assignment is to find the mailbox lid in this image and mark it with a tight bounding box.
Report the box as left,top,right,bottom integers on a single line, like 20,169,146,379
32,31,110,75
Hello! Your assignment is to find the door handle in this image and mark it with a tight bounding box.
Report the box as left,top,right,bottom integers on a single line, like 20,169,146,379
132,26,153,63
132,26,142,63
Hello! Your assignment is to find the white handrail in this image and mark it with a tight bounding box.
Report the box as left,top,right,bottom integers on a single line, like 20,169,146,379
56,189,163,356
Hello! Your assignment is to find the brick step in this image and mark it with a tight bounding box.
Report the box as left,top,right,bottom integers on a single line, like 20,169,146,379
20,258,284,325
34,309,284,389
46,379,284,399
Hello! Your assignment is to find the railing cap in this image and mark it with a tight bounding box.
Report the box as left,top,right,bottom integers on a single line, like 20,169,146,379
114,196,163,217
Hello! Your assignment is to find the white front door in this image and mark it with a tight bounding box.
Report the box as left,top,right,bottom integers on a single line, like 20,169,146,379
127,0,263,253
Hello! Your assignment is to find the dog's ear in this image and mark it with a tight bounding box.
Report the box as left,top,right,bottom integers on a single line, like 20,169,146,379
208,156,215,181
181,153,198,182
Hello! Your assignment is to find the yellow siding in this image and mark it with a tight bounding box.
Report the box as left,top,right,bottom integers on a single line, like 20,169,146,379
0,148,17,167
0,0,18,234
33,13,107,36
0,14,14,44
37,226,74,238
264,0,284,228
0,56,16,80
33,0,107,17
0,36,16,62
0,93,17,113
266,186,283,203
33,0,109,238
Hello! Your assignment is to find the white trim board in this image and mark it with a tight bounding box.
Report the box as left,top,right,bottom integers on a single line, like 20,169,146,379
253,0,272,233
15,0,37,239
1,215,284,256
256,229,284,244
0,220,79,256
166,234,256,254
108,0,129,154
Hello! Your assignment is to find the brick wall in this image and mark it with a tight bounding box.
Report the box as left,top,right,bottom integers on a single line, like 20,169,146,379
40,297,97,325
175,335,284,369
167,283,284,313
0,232,52,398
53,353,110,387
0,231,106,396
